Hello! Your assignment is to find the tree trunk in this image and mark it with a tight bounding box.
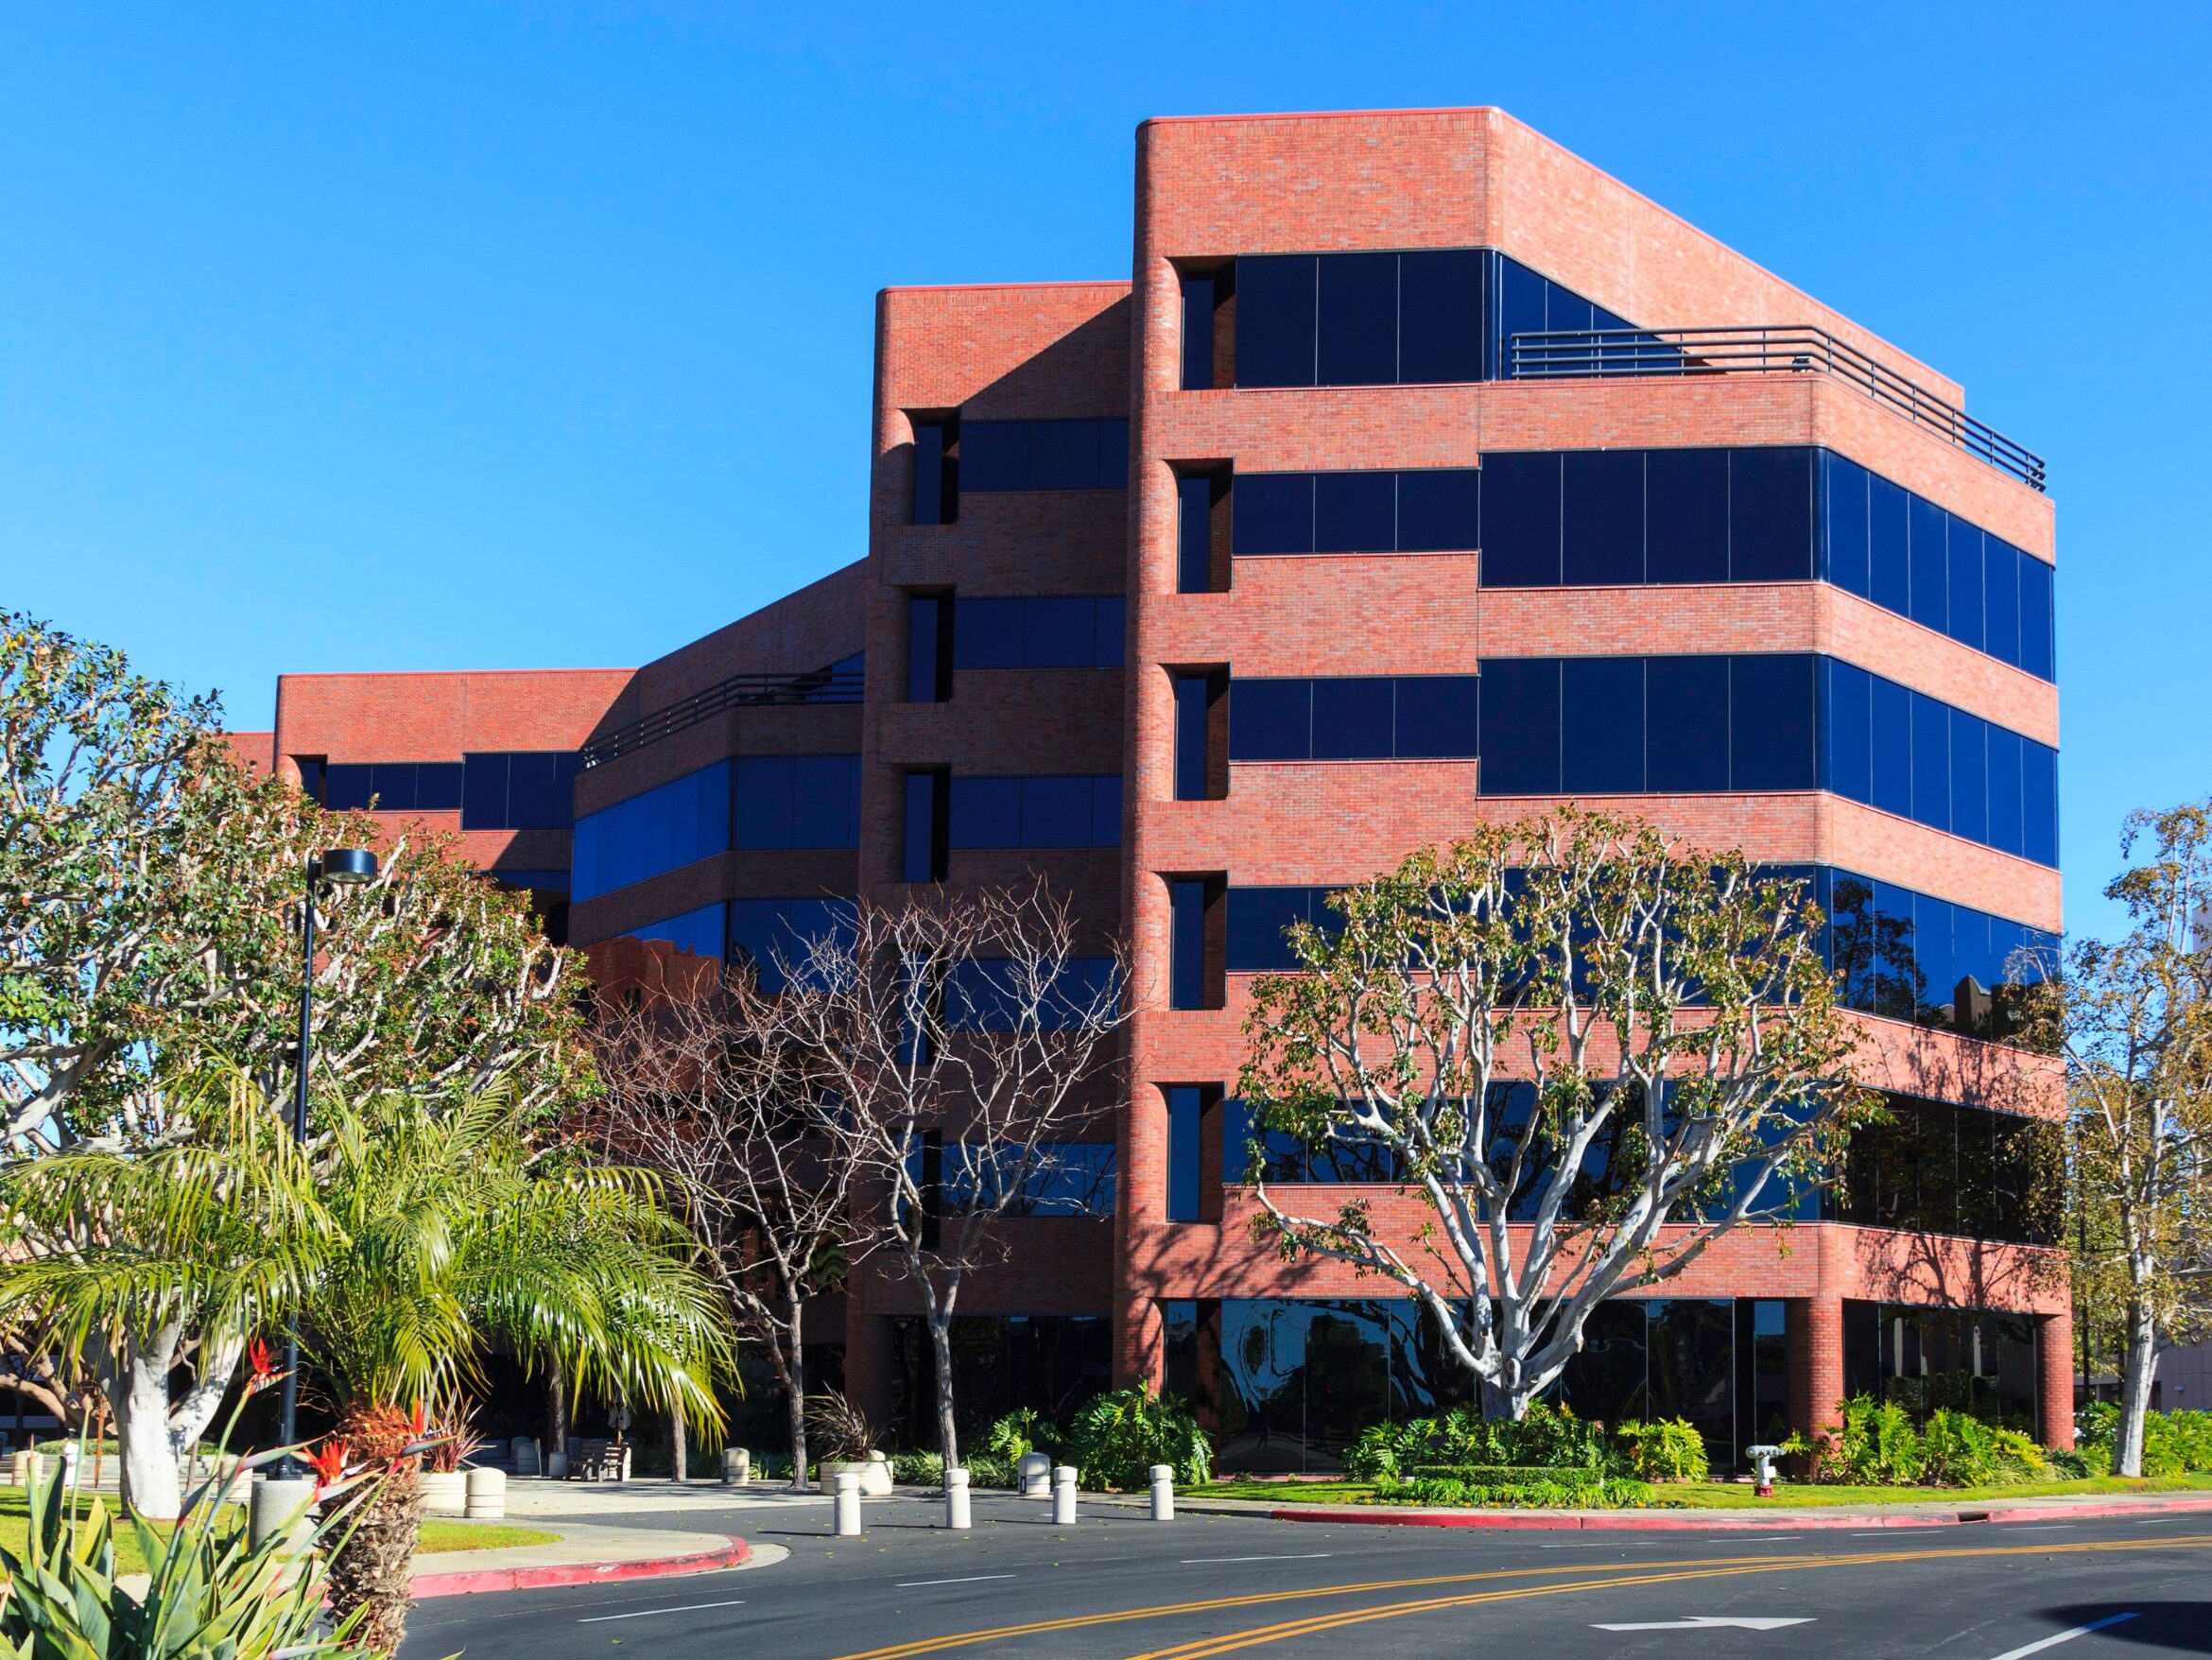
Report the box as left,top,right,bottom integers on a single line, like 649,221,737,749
112,1337,183,1522
2114,1293,2159,1478
327,1462,424,1653
928,1309,959,1471
785,1297,809,1491
547,1355,568,1468
671,1405,687,1483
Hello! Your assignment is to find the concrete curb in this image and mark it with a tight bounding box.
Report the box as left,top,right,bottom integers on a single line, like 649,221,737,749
1253,1495,2212,1533
410,1532,751,1598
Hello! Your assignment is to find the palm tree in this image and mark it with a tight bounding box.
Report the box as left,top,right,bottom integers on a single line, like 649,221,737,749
0,1072,731,1651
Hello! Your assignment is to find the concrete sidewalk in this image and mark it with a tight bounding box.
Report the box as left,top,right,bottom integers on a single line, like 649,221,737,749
411,1520,784,1598
493,1475,833,1517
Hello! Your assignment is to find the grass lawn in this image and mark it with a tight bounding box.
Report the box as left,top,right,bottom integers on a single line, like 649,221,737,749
0,1488,557,1575
1183,1472,2212,1509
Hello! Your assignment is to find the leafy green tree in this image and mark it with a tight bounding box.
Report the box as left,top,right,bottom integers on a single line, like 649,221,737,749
2024,800,2212,1476
1238,808,1866,1421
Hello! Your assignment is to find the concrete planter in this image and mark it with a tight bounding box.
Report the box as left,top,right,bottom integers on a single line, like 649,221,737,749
420,1469,468,1514
817,1453,893,1496
720,1446,751,1486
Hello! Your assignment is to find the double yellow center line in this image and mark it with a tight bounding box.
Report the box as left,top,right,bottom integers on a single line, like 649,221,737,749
829,1533,2212,1660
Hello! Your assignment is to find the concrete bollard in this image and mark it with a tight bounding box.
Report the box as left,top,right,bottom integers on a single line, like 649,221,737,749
465,1466,507,1518
510,1436,542,1477
721,1445,751,1487
1149,1463,1175,1521
1050,1465,1077,1526
945,1465,971,1530
833,1469,862,1536
1016,1450,1051,1496
249,1476,319,1550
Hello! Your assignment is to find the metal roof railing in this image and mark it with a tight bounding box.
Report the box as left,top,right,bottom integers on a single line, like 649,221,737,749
1507,324,2046,493
580,664,863,769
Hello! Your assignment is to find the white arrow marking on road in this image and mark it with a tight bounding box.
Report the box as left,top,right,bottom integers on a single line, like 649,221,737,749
1985,1613,2138,1660
1592,1616,1814,1633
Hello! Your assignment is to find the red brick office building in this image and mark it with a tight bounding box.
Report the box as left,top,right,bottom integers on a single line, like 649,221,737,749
250,107,2067,1465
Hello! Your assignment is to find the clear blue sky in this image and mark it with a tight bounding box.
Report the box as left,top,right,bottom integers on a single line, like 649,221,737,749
5,3,2204,939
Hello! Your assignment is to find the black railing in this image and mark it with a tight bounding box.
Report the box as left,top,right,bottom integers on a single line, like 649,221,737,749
580,666,864,769
1507,325,2046,493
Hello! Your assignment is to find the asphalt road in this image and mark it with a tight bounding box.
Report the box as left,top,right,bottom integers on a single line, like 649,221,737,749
399,1496,2212,1660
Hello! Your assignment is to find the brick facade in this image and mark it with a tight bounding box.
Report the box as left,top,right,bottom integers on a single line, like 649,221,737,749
236,106,2070,1454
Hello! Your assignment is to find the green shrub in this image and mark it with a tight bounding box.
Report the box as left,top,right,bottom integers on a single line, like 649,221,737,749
977,1407,1058,1464
1060,1385,1212,1489
892,1449,946,1485
1614,1418,1710,1481
2076,1405,2212,1475
1376,1472,1654,1509
1829,1393,1926,1484
963,1453,1012,1488
1342,1420,1426,1481
1343,1402,1614,1481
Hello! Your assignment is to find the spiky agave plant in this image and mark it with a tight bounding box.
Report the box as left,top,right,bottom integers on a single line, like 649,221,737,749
0,1455,375,1660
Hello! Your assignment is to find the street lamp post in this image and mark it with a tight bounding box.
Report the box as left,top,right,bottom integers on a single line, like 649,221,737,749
275,847,378,1476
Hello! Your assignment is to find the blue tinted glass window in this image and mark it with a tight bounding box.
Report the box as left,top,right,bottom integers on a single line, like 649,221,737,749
1946,522,1986,652
728,897,855,993
907,595,944,700
2023,743,2058,867
1310,677,1395,761
422,763,466,811
1563,657,1645,793
1478,658,1562,794
626,902,726,961
1393,676,1480,758
953,598,1025,668
1822,452,1871,598
734,756,791,848
911,419,949,525
572,760,731,901
1562,450,1644,585
1179,276,1214,391
461,752,508,827
1169,880,1208,1008
1023,598,1096,668
1987,726,2026,858
1095,597,1126,666
1235,255,1318,388
1178,476,1213,593
1396,469,1480,552
1985,543,2022,668
1174,676,1209,801
1313,471,1397,553
949,776,1021,848
1021,775,1095,847
1869,475,1910,615
1915,893,1959,1013
510,752,561,828
1093,774,1122,846
323,765,373,812
1229,679,1311,761
1644,448,1729,583
1909,494,1947,632
1225,888,1311,974
1028,420,1100,490
1729,448,1815,582
903,771,943,883
959,421,1028,492
1165,1086,1204,1220
1871,675,1912,820
1097,421,1129,490
2019,557,2055,681
1495,255,1548,376
1232,473,1315,556
1478,453,1562,586
1950,709,1989,846
1646,656,1730,792
1822,660,1874,804
1910,693,1951,833
1398,250,1483,383
1544,283,1595,333
1730,654,1816,790
1316,252,1398,387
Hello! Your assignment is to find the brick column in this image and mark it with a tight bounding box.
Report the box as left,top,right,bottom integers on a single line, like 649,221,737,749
1117,1293,1165,1391
1789,1297,1844,1447
2037,1307,2077,1450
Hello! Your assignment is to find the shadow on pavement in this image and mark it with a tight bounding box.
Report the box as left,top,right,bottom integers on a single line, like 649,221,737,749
2038,1605,2212,1652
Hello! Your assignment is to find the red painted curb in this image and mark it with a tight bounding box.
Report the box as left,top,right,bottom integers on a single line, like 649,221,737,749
1266,1496,2212,1534
410,1533,751,1598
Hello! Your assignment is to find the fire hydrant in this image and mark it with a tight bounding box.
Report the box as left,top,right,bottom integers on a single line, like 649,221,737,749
1746,1444,1783,1498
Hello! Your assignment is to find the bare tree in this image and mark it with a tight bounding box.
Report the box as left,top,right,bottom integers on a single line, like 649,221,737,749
774,884,1128,1472
1238,808,1868,1421
2023,800,2212,1476
591,970,877,1488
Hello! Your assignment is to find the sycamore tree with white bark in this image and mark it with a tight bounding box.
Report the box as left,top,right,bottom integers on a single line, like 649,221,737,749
0,612,590,1516
2022,800,2212,1478
1237,808,1870,1422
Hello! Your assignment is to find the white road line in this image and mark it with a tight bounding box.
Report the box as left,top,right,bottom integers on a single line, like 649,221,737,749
576,1599,748,1624
2003,1524,2076,1530
1179,1552,1335,1565
893,1574,1018,1588
1985,1612,2138,1660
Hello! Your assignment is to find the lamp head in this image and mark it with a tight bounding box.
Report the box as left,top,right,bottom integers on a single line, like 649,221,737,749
318,848,379,886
